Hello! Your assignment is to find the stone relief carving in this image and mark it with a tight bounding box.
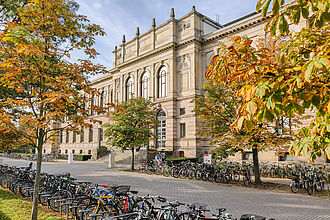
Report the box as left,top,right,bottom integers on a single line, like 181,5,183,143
176,54,190,70
177,22,190,32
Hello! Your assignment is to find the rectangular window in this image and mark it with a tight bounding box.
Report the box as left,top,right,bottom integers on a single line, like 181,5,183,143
180,123,186,138
99,128,103,142
80,129,84,143
88,150,91,155
80,150,83,154
276,117,292,135
89,128,93,143
73,132,76,143
59,149,61,154
65,149,68,154
180,108,185,115
66,130,69,143
72,149,75,154
59,130,63,143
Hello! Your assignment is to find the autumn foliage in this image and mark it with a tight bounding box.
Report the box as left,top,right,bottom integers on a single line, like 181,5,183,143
205,0,329,162
0,0,107,218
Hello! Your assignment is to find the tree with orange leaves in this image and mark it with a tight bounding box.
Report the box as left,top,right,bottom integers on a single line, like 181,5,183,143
206,0,329,166
0,0,107,219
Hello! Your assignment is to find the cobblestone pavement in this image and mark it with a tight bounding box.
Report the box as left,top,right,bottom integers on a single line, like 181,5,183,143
2,158,330,220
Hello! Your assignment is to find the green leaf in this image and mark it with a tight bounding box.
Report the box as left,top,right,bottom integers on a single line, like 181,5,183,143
265,109,274,122
262,0,272,17
301,7,309,19
237,117,244,130
274,105,281,117
302,144,307,156
273,94,282,103
257,109,265,123
319,57,330,68
292,9,301,23
294,104,304,114
255,85,265,98
267,95,275,109
304,62,314,82
302,100,312,108
272,0,280,14
246,102,257,115
279,15,289,34
256,0,267,11
270,15,280,36
311,96,320,108
325,144,330,160
295,76,303,88
245,120,253,132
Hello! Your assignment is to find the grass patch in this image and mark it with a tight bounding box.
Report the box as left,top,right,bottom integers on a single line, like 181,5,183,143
0,186,62,220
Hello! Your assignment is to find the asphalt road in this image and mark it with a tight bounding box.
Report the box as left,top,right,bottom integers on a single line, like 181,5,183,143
1,157,330,220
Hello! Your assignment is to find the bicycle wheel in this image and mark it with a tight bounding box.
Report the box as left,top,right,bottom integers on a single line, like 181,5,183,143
290,179,300,193
172,168,180,178
146,165,154,175
201,172,208,181
315,181,324,192
48,190,71,212
162,167,170,177
187,170,194,179
207,173,214,182
195,170,202,180
179,169,187,179
233,171,240,182
243,175,250,186
306,180,314,195
19,186,30,198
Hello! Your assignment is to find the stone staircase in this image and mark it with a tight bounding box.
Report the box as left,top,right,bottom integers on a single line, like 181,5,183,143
97,148,148,169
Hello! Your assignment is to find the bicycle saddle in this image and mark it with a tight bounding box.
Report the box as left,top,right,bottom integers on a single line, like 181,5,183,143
217,208,226,213
130,190,138,194
100,184,109,188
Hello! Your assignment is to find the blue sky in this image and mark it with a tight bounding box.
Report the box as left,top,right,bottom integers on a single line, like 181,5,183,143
75,0,259,76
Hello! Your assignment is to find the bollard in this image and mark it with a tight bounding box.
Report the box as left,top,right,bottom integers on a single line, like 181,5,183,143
68,153,74,164
108,152,115,168
0,158,2,165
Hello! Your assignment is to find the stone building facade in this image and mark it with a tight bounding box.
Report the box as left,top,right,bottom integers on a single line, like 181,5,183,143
43,6,327,163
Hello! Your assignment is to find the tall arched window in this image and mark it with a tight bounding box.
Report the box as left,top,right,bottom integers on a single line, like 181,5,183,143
158,66,167,98
90,95,95,115
110,90,113,104
100,91,105,108
126,77,133,100
141,72,149,99
115,80,120,102
156,110,166,149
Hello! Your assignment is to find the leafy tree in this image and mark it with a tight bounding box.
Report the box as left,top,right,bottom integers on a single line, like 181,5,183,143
0,0,106,219
103,97,158,171
0,0,28,24
206,0,329,163
194,72,289,185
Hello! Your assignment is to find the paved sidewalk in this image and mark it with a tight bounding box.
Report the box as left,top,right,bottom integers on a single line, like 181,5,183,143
2,157,330,220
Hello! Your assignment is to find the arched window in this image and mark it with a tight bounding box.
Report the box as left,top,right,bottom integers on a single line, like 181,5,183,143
90,95,95,115
156,110,166,149
110,90,113,104
115,80,120,102
141,72,149,99
126,77,133,100
100,91,105,108
158,66,167,98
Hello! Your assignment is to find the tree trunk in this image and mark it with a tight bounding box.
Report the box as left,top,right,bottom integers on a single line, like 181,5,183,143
131,148,135,171
252,146,261,186
31,145,43,220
